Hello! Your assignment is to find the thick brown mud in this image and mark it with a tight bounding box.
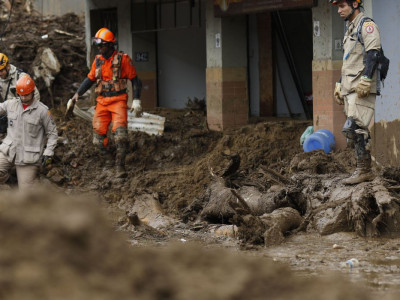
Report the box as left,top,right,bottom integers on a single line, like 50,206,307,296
0,189,399,300
2,1,400,298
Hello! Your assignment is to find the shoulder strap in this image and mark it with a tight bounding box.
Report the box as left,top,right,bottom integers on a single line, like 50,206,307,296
3,80,12,102
345,16,372,60
4,68,24,102
16,68,23,80
95,55,103,80
357,16,373,46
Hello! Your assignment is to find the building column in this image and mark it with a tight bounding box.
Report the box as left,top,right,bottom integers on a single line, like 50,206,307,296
257,12,274,117
132,32,158,110
205,1,249,131
312,2,346,150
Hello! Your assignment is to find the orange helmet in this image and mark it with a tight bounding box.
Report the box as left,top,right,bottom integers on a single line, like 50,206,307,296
93,28,116,45
0,53,9,71
16,75,36,96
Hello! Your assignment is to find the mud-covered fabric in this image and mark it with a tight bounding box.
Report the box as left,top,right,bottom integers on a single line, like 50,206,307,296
92,100,128,141
0,152,39,189
0,97,58,166
344,92,375,140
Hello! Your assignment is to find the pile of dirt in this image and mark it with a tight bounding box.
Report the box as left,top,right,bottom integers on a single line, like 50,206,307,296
53,109,315,214
3,0,400,255
53,106,400,246
0,189,395,300
0,0,87,107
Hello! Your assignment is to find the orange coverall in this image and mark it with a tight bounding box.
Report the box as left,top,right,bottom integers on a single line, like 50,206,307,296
88,50,138,147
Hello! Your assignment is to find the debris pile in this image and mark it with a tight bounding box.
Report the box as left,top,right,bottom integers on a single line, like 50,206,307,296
2,0,400,253
0,188,394,300
0,0,87,107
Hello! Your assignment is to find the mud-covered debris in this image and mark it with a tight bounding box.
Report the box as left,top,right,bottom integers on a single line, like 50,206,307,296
200,180,238,223
1,188,389,300
1,1,87,108
125,193,178,229
262,207,303,247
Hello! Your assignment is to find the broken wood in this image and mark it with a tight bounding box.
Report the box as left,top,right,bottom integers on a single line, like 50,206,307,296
259,165,289,185
230,189,251,214
54,29,79,38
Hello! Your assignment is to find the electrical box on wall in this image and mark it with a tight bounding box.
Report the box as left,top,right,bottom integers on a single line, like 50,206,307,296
334,39,342,50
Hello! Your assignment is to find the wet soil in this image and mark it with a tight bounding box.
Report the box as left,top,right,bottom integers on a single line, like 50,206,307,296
2,2,400,298
0,189,398,300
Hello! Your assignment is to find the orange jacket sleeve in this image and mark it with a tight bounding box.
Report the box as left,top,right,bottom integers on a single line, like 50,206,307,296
121,54,137,80
87,58,98,81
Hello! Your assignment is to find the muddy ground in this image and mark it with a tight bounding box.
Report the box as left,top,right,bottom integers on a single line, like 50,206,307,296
2,1,400,299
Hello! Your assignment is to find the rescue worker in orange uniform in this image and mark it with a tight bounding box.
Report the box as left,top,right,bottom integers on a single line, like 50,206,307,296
71,28,142,178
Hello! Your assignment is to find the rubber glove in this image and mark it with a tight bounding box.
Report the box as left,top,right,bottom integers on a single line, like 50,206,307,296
130,99,143,118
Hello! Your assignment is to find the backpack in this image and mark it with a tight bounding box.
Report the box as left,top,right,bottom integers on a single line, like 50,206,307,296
357,17,390,95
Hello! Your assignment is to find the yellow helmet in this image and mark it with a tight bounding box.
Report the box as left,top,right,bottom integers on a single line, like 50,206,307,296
0,53,8,71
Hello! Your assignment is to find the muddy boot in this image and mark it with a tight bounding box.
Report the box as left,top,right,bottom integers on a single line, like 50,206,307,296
100,150,114,168
343,133,374,185
115,127,128,178
342,155,374,185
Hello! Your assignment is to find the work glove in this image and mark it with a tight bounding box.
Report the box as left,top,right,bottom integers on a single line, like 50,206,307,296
41,155,53,168
333,82,344,105
130,99,143,118
356,76,372,98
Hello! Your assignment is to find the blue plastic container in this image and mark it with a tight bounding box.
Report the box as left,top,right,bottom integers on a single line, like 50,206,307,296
303,129,335,154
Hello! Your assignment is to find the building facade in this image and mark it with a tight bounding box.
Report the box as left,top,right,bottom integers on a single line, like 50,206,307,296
81,0,399,166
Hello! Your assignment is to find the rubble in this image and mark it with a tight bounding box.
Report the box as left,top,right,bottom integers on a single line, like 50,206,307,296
0,0,87,107
1,1,400,294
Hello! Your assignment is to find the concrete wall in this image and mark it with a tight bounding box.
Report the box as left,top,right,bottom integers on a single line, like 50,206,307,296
371,0,400,166
206,2,223,68
312,0,346,149
206,0,249,130
34,0,85,16
157,1,206,108
85,0,132,66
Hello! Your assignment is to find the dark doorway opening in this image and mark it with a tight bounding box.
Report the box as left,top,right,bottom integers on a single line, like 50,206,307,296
272,9,313,119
